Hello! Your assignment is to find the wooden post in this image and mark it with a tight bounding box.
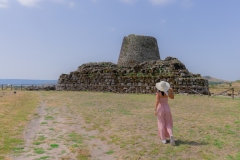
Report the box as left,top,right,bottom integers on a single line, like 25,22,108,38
21,85,22,90
2,85,3,90
232,88,234,100
11,85,12,90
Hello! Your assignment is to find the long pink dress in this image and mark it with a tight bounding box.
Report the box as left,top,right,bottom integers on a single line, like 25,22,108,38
157,96,173,140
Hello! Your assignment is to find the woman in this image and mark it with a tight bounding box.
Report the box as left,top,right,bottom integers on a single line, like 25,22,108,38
154,81,175,145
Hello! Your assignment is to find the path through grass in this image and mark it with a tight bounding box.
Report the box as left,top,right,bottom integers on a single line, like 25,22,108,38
0,91,39,159
1,90,240,159
41,91,240,159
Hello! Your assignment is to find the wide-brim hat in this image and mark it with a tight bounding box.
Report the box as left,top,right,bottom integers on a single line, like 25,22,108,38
156,81,170,96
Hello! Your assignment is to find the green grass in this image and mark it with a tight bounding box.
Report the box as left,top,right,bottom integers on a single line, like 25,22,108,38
0,91,39,158
13,147,24,154
38,135,46,141
69,132,83,144
36,156,50,160
67,132,90,159
105,150,114,155
34,148,45,154
44,115,54,120
50,144,59,148
33,141,42,145
89,135,95,139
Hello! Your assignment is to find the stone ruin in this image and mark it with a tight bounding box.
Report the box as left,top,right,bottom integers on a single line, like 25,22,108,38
118,34,160,67
56,34,209,94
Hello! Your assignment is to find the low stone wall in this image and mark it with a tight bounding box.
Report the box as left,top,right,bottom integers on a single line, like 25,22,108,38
26,85,56,91
56,74,208,94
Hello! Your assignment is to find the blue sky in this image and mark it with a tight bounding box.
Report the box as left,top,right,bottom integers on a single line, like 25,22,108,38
0,0,239,81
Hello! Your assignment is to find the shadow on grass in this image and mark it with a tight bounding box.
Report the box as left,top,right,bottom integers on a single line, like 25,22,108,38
167,140,208,146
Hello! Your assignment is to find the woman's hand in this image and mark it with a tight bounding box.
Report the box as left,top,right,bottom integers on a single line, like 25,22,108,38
154,110,157,116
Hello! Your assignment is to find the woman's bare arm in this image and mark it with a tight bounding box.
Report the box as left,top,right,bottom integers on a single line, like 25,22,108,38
168,88,174,99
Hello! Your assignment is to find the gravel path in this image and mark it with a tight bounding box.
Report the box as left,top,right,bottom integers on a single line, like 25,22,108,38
10,100,116,160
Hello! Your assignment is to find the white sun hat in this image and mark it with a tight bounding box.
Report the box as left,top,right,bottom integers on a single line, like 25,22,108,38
156,81,170,96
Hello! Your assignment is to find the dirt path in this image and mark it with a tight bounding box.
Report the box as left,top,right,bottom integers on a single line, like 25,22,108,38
10,100,117,160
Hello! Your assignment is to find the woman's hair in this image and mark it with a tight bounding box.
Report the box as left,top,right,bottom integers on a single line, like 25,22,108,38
157,90,165,96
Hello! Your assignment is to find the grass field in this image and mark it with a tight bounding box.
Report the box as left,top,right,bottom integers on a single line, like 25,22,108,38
209,81,240,96
1,90,240,159
0,91,39,160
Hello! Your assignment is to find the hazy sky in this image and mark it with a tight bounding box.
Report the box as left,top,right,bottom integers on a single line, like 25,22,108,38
1,0,239,81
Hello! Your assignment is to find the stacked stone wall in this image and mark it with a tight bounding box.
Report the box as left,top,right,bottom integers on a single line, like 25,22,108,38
117,34,160,67
56,59,209,94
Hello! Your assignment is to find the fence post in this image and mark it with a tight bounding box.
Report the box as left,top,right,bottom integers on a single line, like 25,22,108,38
11,85,12,90
2,85,3,90
21,85,22,90
232,88,234,100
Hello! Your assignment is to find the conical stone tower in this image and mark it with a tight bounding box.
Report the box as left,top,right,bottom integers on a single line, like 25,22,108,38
117,34,160,67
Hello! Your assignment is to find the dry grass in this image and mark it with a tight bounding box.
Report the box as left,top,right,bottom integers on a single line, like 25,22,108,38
209,81,240,96
209,81,240,98
39,92,91,160
40,91,240,160
1,90,240,159
0,91,40,159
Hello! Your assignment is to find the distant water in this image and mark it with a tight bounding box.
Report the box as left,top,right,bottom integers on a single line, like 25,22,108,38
0,79,57,85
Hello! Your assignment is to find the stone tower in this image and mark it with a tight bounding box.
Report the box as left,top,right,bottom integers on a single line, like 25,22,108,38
117,34,160,67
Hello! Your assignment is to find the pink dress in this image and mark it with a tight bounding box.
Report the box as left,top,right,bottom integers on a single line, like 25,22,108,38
157,96,173,140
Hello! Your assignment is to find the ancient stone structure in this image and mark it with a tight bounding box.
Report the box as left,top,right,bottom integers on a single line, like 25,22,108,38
117,34,160,67
56,57,209,94
56,34,209,94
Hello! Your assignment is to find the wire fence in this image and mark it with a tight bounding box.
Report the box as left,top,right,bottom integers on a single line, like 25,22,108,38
210,87,240,99
1,84,239,99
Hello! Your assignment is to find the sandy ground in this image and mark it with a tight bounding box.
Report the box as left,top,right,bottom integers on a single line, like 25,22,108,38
9,100,118,160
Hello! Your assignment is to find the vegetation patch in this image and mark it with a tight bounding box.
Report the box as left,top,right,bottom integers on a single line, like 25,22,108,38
33,141,42,145
0,91,39,158
44,115,54,120
50,144,59,148
34,148,45,154
69,132,83,144
36,156,50,160
38,135,46,141
105,150,114,155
